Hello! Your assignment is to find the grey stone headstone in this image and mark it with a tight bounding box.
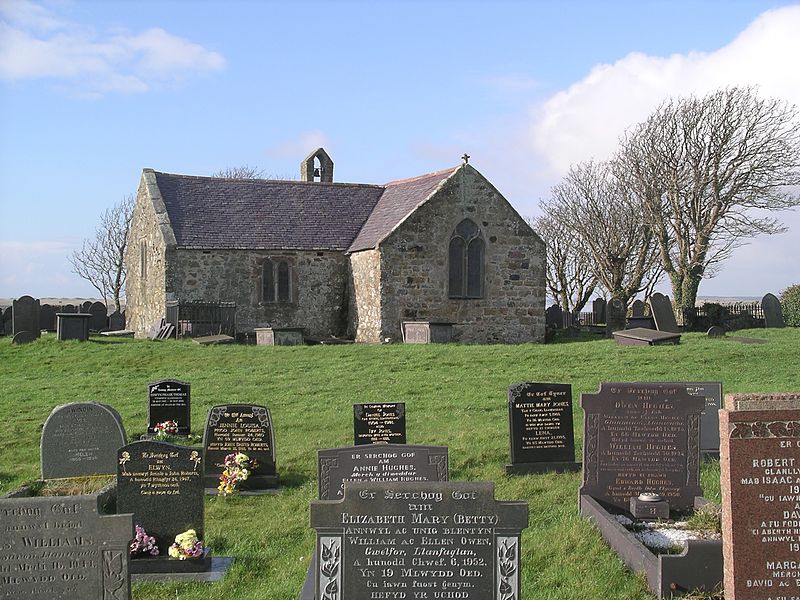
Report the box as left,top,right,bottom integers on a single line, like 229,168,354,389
592,298,607,324
88,301,108,332
82,300,93,312
307,481,528,600
631,299,645,317
662,382,722,455
761,293,785,328
117,440,204,556
2,306,11,334
648,292,680,333
62,304,77,313
707,325,726,337
580,382,703,511
12,330,38,344
40,303,57,331
605,296,627,336
0,494,133,599
317,443,448,500
41,402,127,479
545,303,563,328
108,310,126,331
12,295,40,340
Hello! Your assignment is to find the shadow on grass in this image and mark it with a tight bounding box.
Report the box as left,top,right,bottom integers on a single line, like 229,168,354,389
548,331,607,345
279,470,310,489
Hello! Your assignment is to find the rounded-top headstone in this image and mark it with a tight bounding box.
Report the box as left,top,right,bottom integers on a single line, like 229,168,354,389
707,325,726,337
12,331,38,344
761,292,785,328
41,402,127,479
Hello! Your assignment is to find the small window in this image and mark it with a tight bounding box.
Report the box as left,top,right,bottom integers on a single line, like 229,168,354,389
262,258,292,303
448,219,484,298
140,241,147,279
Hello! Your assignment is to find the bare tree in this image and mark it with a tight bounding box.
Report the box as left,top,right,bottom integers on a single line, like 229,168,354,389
541,161,663,309
68,195,134,312
618,87,800,321
212,165,266,179
527,214,597,314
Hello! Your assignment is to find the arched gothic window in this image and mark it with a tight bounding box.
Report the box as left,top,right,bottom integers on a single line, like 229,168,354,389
448,219,484,298
262,258,292,303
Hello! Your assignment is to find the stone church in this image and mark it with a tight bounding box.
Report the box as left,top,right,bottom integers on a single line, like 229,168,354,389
125,148,546,343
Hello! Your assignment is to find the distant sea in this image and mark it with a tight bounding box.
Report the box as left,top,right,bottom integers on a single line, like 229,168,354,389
696,295,761,305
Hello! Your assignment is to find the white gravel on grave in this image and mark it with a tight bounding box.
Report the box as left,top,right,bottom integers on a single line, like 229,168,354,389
614,515,709,551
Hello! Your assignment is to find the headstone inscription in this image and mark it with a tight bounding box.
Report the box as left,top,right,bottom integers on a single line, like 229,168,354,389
306,481,528,600
648,292,681,333
663,382,722,456
41,402,127,479
88,301,108,332
117,440,207,567
605,296,626,336
12,294,40,340
580,383,703,511
148,379,191,434
761,292,785,328
506,382,580,474
202,404,277,490
353,402,406,445
720,392,800,600
0,494,133,600
317,444,448,500
593,297,607,324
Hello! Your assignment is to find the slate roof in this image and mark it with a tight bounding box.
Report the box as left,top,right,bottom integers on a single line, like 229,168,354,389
154,172,384,251
347,166,459,252
152,165,460,252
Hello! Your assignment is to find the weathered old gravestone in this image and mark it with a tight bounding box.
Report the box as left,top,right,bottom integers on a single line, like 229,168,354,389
592,297,607,324
605,296,627,336
39,303,56,331
318,444,448,500
674,382,722,456
354,402,406,445
761,292,785,328
506,382,580,474
82,300,93,312
108,310,126,331
545,303,563,328
3,306,13,335
631,299,645,317
720,392,800,600
41,402,127,479
148,379,191,434
0,493,133,599
117,440,207,569
580,383,703,511
12,294,40,340
56,312,91,341
648,292,681,333
202,404,277,490
304,481,528,600
88,301,108,332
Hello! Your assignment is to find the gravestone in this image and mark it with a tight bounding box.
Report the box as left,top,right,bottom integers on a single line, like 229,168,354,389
3,306,13,334
648,292,680,333
580,382,703,511
148,379,191,435
720,392,800,600
761,292,785,328
353,402,406,445
0,493,133,599
707,325,726,337
41,402,127,479
506,382,580,474
318,444,448,500
12,294,40,340
88,301,108,332
683,382,722,456
305,481,528,600
592,297,607,324
39,303,56,331
12,330,38,344
605,296,626,336
631,299,645,317
545,303,563,328
82,300,93,312
108,310,126,331
202,404,277,490
117,440,206,560
613,327,680,346
56,312,91,341
62,303,76,313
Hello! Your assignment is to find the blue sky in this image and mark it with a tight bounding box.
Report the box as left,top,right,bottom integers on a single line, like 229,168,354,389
1,0,799,300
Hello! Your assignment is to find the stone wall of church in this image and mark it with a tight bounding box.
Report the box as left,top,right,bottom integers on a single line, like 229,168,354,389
348,249,382,342
125,171,171,337
376,166,546,344
167,249,350,338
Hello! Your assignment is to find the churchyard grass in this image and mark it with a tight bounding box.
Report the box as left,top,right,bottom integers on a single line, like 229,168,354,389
1,328,798,599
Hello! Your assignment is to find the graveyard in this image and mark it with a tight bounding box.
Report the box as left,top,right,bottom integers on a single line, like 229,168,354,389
1,328,799,599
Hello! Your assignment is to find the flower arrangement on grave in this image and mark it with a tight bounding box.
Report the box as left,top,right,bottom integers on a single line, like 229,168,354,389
217,452,257,496
153,420,179,439
168,529,204,560
129,525,159,557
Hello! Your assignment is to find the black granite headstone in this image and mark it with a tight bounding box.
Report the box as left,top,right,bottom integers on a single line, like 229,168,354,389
506,382,580,474
117,440,204,557
353,402,406,445
12,294,40,340
147,379,191,434
0,494,133,599
306,481,528,600
41,402,127,479
318,443,448,500
580,382,703,511
663,382,722,456
202,404,277,490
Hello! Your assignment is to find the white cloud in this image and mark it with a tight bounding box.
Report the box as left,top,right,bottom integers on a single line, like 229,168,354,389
0,2,225,95
265,130,332,160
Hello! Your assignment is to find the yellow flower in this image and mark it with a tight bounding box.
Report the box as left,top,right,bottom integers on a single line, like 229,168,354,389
168,546,180,559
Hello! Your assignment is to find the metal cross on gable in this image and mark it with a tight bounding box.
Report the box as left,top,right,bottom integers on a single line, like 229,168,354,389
462,153,470,164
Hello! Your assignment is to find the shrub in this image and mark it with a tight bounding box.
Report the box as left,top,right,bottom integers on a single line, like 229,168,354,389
781,284,800,327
